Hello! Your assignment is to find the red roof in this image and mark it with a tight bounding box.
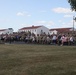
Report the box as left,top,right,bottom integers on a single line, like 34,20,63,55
19,26,42,30
49,28,72,33
0,29,7,32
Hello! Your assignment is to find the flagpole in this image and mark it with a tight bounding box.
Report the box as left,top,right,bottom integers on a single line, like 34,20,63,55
73,16,76,34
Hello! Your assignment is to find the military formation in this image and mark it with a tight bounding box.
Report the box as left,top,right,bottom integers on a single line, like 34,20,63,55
0,31,76,46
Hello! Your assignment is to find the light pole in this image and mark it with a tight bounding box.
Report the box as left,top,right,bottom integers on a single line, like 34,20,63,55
73,16,76,33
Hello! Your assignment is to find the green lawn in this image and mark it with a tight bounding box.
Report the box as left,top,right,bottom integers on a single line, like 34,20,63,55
0,44,76,75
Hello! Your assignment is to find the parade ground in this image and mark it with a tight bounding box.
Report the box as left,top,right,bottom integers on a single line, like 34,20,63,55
0,44,76,75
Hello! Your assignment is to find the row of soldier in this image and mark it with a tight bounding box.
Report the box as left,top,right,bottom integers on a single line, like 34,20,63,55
0,32,75,45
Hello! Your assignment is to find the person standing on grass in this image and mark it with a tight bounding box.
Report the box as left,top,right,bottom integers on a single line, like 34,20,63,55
46,35,51,44
52,34,57,45
61,34,68,46
57,34,62,45
69,35,74,45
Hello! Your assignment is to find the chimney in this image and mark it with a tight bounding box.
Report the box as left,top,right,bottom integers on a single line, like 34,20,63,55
32,25,34,27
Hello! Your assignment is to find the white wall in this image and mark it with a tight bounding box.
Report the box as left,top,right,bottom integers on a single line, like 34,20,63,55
18,26,50,36
0,28,13,35
36,26,49,35
49,30,58,35
18,29,37,34
0,31,5,35
7,28,13,34
0,30,8,35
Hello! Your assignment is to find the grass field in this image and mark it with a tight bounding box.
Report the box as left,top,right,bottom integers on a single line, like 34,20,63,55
0,44,76,75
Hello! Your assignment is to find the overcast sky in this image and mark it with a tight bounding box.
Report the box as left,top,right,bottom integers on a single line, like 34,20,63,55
0,0,76,31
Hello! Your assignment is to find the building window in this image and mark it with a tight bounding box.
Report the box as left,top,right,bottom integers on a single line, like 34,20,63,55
41,30,43,34
41,30,42,32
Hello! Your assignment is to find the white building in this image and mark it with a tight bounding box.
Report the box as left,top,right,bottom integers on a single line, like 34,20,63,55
49,27,74,35
49,30,58,35
0,28,13,35
18,25,50,36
